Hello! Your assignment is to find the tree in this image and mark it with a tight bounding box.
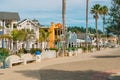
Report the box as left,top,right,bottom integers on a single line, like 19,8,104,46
39,29,50,49
106,0,120,41
90,4,101,50
22,29,36,51
11,29,26,53
99,5,108,34
11,29,20,51
62,0,66,56
0,48,9,68
86,0,89,52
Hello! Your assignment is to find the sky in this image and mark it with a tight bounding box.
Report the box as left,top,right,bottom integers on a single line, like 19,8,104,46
0,0,111,30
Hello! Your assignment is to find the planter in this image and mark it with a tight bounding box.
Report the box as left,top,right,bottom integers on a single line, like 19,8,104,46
68,52,73,56
74,51,78,56
91,48,96,52
78,48,83,54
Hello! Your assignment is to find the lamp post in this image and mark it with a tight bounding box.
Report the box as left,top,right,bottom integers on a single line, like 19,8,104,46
86,0,89,52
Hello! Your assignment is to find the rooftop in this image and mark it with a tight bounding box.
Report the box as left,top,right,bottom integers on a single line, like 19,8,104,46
0,12,20,21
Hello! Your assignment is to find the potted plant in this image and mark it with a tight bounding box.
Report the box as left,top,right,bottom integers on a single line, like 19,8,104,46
0,48,9,68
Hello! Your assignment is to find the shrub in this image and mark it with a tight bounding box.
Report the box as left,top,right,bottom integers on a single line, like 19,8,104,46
81,46,87,52
0,48,9,61
18,48,27,53
49,48,58,52
30,48,42,54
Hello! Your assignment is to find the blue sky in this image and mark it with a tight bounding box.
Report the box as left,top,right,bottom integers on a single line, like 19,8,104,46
0,0,111,30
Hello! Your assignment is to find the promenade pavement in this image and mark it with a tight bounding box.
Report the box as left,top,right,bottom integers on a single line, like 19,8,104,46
0,47,120,80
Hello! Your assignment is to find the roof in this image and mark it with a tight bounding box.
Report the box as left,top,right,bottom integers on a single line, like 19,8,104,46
0,12,20,21
77,33,86,40
17,19,39,27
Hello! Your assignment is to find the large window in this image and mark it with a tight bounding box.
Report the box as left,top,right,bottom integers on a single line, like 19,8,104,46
13,24,17,28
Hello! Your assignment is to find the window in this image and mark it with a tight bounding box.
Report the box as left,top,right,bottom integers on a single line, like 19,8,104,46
13,24,17,28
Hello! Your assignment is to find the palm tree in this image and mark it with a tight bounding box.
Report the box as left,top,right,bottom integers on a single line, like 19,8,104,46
11,29,20,52
39,29,50,49
62,0,66,56
86,0,89,52
39,29,45,49
100,5,108,34
114,0,120,5
22,29,36,51
11,29,26,53
91,4,101,50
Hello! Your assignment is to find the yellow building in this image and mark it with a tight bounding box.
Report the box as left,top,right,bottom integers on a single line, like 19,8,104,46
49,22,63,48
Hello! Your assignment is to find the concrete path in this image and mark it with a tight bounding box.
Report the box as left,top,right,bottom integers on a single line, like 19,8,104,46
0,48,120,80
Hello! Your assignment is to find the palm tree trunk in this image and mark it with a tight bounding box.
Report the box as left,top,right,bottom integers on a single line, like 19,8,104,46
103,16,105,34
86,0,89,52
96,18,99,50
62,0,66,57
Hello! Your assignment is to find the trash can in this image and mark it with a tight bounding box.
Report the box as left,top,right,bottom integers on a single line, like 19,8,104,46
35,51,41,62
35,51,41,55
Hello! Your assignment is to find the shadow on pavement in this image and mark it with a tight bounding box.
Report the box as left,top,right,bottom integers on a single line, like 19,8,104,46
15,69,111,80
0,73,4,75
94,55,120,59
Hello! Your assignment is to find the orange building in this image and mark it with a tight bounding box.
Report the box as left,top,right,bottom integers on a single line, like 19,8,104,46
49,22,63,48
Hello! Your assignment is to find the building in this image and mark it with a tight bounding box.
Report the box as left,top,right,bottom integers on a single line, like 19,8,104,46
67,31,77,48
49,22,63,48
16,19,40,51
0,12,20,49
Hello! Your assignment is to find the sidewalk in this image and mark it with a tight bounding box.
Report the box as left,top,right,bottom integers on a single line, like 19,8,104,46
0,47,120,80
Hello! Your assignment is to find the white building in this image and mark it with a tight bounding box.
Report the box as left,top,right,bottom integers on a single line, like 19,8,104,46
17,19,40,51
0,12,40,53
0,12,20,50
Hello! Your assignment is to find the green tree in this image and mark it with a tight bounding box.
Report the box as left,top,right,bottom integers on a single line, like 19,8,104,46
106,0,120,40
62,0,66,56
39,29,45,49
11,29,20,51
11,29,26,52
99,5,108,34
0,48,9,68
39,29,50,49
91,4,101,50
21,29,36,50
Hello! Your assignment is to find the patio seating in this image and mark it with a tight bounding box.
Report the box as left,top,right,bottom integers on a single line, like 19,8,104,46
6,55,24,68
21,53,36,64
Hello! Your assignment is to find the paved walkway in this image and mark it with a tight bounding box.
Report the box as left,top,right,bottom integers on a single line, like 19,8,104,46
0,47,120,80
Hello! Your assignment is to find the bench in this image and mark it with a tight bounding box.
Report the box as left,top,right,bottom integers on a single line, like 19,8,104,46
6,55,24,67
21,53,36,64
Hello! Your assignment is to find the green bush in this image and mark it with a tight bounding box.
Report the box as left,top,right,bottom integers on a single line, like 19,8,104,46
49,48,58,52
66,47,78,52
30,48,42,54
18,48,27,53
81,46,87,52
0,48,9,62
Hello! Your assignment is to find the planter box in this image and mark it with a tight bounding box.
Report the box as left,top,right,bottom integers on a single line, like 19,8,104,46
78,49,83,54
68,51,73,56
41,50,56,59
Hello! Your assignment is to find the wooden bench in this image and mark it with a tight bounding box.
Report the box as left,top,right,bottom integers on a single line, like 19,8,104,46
21,53,36,64
6,55,24,68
